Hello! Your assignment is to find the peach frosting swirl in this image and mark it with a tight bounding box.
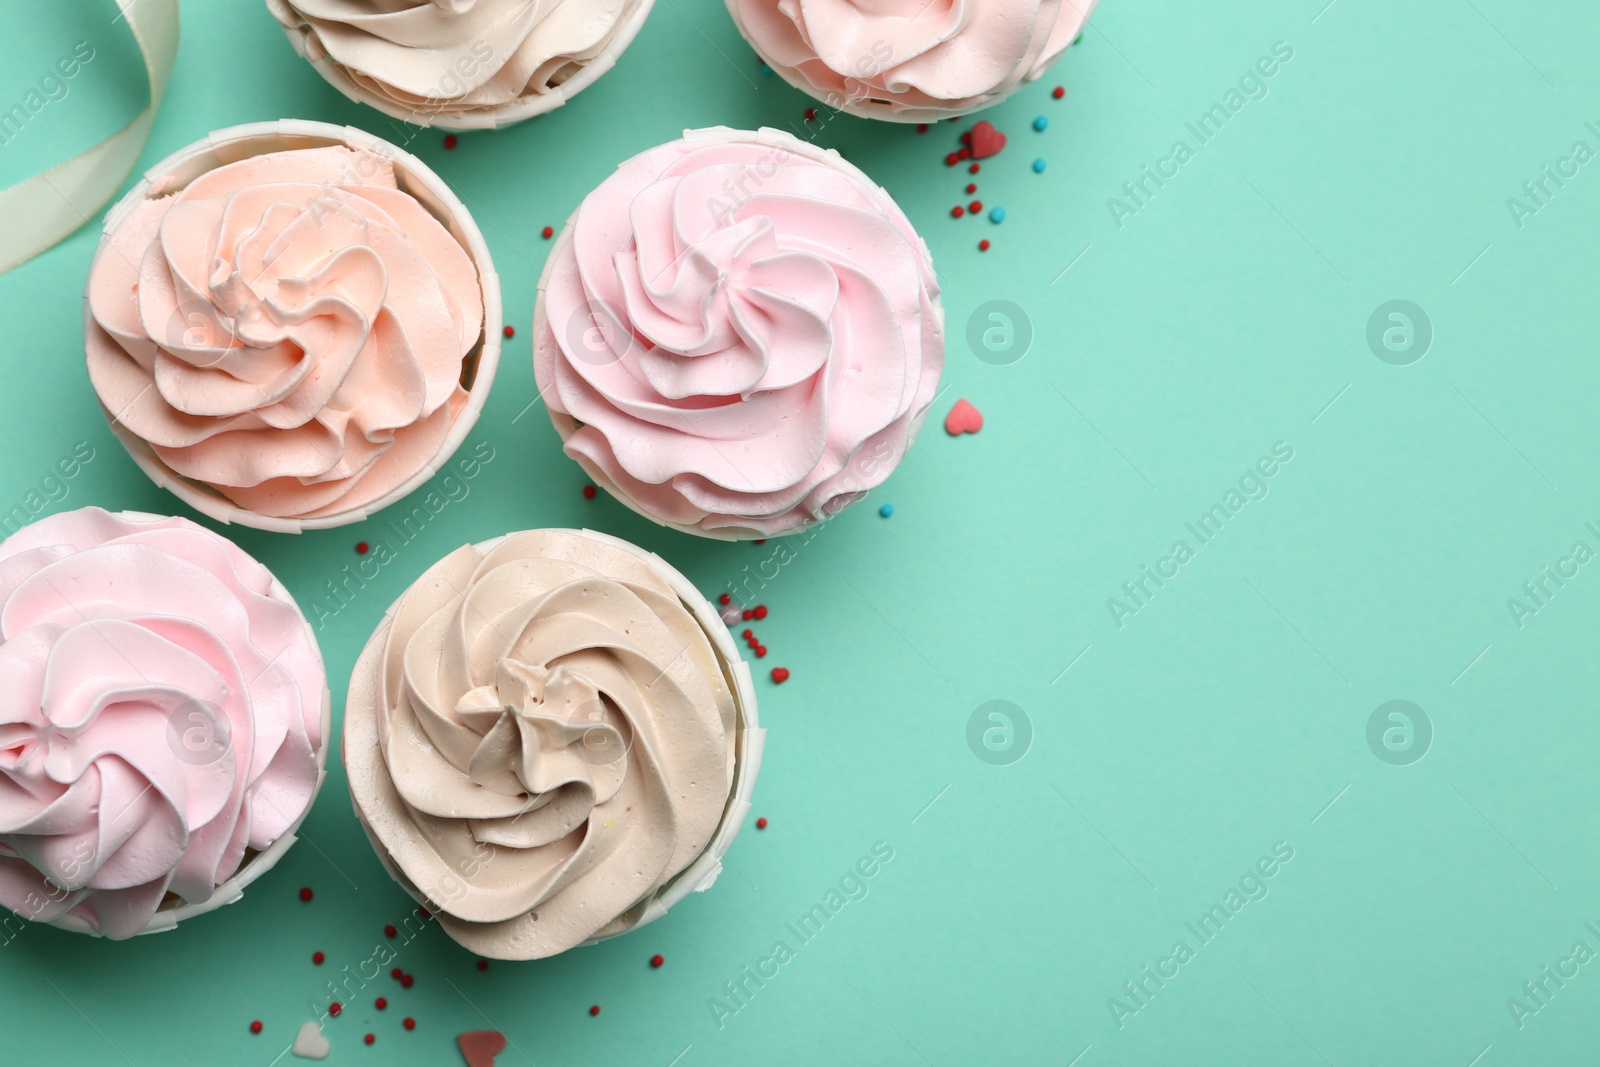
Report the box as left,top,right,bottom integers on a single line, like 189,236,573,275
534,128,943,537
85,145,484,520
726,0,1096,119
345,530,738,959
0,509,325,939
267,0,649,124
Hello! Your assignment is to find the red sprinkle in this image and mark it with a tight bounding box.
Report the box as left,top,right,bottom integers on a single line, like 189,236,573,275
959,131,972,146
755,645,767,658
477,960,489,972
403,1018,416,1031
969,163,980,174
330,1003,343,1017
803,108,817,121
299,887,314,902
417,907,431,919
651,954,665,968
944,152,960,166
753,605,768,620
753,539,766,545
916,124,928,133
719,593,732,605
384,924,397,938
250,1021,263,1035
979,240,991,251
965,183,977,194
742,609,755,620
401,975,414,989
771,667,790,684
582,485,597,499
502,325,515,339
1052,85,1065,99
957,147,972,160
589,1006,601,1017
951,206,965,218
313,951,325,965
365,1034,375,1045
742,629,753,639
376,998,388,1010
355,543,368,555
969,200,982,213
391,968,403,980
756,817,768,829
443,134,458,149
541,225,554,239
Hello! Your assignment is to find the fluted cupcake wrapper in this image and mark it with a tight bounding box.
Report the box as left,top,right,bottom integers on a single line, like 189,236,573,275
87,120,503,533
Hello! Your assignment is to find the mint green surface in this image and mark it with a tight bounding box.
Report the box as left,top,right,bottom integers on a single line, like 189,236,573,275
3,1,1599,1064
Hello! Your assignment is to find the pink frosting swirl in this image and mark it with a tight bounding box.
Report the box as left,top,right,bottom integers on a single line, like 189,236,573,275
86,144,485,520
0,508,325,939
534,128,942,537
727,0,1096,119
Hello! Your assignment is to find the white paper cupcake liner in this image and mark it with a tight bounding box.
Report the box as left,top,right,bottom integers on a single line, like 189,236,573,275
46,511,333,937
345,527,764,952
532,126,943,540
269,0,656,131
88,119,503,534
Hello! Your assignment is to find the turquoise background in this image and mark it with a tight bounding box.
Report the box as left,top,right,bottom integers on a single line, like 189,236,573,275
3,0,1599,1064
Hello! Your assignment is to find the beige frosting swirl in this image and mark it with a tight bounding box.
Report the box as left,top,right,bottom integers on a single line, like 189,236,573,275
345,529,738,959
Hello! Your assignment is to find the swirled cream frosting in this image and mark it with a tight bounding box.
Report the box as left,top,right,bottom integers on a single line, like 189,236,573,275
534,127,943,537
727,0,1096,119
85,144,484,520
0,508,325,939
267,0,650,124
345,529,739,959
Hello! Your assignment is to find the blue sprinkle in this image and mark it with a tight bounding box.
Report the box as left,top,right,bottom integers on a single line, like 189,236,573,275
1033,157,1047,173
879,503,894,518
1033,115,1048,132
989,207,1005,224
758,61,774,75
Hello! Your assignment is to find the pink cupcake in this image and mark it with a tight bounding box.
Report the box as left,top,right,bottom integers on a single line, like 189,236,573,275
726,0,1096,121
533,127,943,539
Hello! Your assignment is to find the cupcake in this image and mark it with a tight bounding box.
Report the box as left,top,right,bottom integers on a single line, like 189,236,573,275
85,120,501,533
533,127,943,539
266,0,655,129
726,0,1096,121
0,508,329,939
344,528,762,959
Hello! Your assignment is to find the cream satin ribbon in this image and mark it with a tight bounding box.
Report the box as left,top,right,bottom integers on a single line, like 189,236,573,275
0,0,178,275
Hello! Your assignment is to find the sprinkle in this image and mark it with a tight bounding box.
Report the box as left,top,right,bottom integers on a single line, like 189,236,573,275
589,1006,601,1017
965,183,977,195
969,200,982,214
313,951,325,965
804,108,817,122
391,968,403,980
989,207,1006,223
753,539,766,544
403,1018,416,1031
719,593,732,605
979,240,991,251
756,817,768,829
742,608,754,620
250,1021,263,1035
1033,158,1047,173
753,605,768,620
355,542,368,555
880,503,893,517
742,629,754,639
959,131,971,146
956,147,972,160
443,134,458,149
376,998,388,1011
755,645,767,658
1033,115,1048,131
951,206,965,218
944,397,984,435
759,61,773,75
1073,31,1083,44
299,887,313,902
917,124,928,133
582,485,597,500
771,667,790,684
329,1003,342,1017
384,924,397,938
1052,85,1065,99
969,163,980,174
502,325,515,339
945,152,960,166
401,974,414,989
651,954,665,968
417,907,431,919
541,225,554,239
477,960,489,971
365,1034,375,1045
